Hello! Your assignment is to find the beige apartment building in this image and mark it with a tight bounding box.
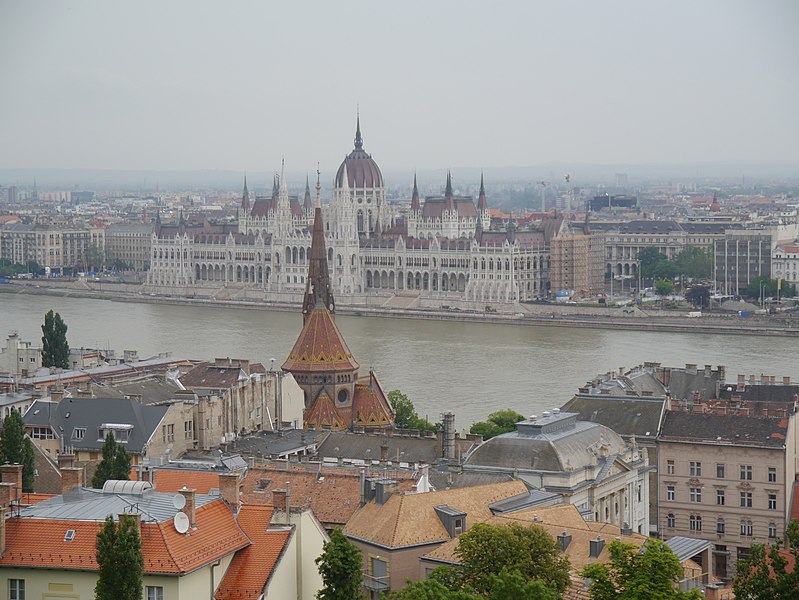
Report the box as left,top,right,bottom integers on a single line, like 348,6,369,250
549,227,605,297
105,222,153,270
658,403,797,579
0,221,104,272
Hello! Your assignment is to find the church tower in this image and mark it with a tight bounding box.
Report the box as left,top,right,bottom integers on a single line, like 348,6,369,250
408,173,421,238
477,173,490,231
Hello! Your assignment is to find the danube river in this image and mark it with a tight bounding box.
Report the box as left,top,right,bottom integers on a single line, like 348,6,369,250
2,294,797,427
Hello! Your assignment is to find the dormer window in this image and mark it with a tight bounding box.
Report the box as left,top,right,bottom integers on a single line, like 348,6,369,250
72,427,86,441
98,423,133,443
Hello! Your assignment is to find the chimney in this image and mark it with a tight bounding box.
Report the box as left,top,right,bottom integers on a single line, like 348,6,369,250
0,507,6,556
685,363,697,375
218,473,240,509
139,467,151,484
375,479,399,505
718,365,726,381
704,584,725,600
359,468,366,507
178,487,196,528
60,467,83,494
272,488,288,513
117,512,141,537
589,535,605,558
380,439,389,463
76,382,93,398
557,529,572,552
738,374,746,384
0,483,14,508
51,380,65,402
784,376,791,385
1,465,22,502
620,522,633,536
704,365,712,377
57,453,75,469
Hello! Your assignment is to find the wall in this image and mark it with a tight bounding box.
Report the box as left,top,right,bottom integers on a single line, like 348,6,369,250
262,529,298,599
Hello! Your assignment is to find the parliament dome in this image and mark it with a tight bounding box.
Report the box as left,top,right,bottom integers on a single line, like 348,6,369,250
335,117,384,189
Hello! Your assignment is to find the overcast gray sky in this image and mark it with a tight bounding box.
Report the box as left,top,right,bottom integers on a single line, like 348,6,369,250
1,1,797,173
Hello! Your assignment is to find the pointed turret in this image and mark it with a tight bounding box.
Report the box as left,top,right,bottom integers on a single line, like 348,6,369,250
354,111,363,150
477,173,488,211
272,173,279,199
445,171,455,212
302,204,335,320
411,173,421,211
303,174,313,210
241,176,250,212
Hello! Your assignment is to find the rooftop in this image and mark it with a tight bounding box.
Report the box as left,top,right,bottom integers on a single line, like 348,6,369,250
659,410,790,448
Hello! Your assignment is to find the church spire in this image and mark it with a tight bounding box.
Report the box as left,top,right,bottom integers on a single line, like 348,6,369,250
354,110,363,150
302,201,334,320
316,164,322,209
410,173,420,211
241,175,250,211
477,172,488,211
445,170,453,197
303,174,313,210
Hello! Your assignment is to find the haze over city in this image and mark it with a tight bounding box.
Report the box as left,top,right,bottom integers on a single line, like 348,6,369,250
2,0,798,178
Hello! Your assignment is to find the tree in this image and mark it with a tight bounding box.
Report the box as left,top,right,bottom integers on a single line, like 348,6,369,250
744,277,796,302
469,410,525,441
582,539,701,600
388,569,560,600
637,248,668,280
388,389,436,432
654,279,674,298
454,522,570,595
685,285,710,309
95,514,144,600
85,243,106,272
92,432,132,488
388,578,479,600
41,310,70,369
0,410,36,492
673,246,711,280
732,518,799,600
315,528,364,600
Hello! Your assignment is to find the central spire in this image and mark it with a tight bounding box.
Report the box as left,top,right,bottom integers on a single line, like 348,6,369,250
302,203,334,320
354,110,363,150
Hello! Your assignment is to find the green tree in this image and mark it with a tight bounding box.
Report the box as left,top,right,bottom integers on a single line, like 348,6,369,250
469,410,525,441
0,410,36,492
41,310,70,369
454,522,570,595
95,513,144,600
315,528,364,600
654,279,674,298
388,390,436,432
388,578,479,600
388,569,560,600
92,432,132,488
744,277,796,302
685,285,711,309
85,243,105,272
673,246,711,279
732,519,799,600
582,539,701,600
637,248,668,280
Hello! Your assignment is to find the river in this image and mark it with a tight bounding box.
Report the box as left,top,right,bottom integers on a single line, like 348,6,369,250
1,293,796,427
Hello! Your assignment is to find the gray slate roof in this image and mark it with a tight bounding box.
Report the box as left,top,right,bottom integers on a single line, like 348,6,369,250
664,536,713,561
24,397,169,454
560,395,664,440
317,431,441,465
659,411,789,448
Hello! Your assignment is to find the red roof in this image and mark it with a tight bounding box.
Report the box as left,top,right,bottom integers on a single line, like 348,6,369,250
0,501,249,574
130,468,222,495
215,505,292,600
282,307,359,373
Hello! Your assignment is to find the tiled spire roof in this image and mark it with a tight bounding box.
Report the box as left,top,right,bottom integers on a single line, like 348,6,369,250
301,205,334,321
477,173,488,211
411,173,420,211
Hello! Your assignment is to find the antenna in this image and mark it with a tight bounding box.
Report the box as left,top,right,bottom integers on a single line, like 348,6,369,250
172,494,186,510
174,511,190,534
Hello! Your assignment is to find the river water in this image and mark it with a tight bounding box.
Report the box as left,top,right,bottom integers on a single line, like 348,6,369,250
1,293,797,427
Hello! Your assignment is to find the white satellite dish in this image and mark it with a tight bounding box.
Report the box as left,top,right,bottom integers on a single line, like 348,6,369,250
174,511,190,534
173,494,186,510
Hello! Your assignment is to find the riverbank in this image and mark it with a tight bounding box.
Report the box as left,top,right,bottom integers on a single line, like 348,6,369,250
2,282,797,337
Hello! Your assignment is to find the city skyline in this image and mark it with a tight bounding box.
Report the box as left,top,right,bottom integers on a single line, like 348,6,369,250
2,1,798,173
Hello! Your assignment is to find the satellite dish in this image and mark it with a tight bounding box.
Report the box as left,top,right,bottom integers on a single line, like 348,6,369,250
173,494,186,510
174,511,190,534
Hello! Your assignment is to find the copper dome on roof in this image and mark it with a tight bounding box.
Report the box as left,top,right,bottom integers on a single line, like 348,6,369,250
335,116,384,189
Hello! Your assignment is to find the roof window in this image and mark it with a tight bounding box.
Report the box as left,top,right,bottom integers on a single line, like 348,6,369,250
64,529,76,542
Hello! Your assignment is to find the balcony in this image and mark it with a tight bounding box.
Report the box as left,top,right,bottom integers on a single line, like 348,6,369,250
362,573,389,592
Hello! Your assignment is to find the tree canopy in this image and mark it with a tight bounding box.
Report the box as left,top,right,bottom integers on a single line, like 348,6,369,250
41,309,70,369
389,570,561,600
744,276,796,302
0,410,36,492
388,389,437,432
654,279,674,297
85,243,105,272
315,528,364,600
637,246,711,285
732,519,799,600
685,285,711,308
582,539,701,600
95,514,144,600
469,410,525,440
92,432,132,488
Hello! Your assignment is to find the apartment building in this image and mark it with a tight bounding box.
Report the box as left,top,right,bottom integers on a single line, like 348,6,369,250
0,221,104,272
105,222,153,270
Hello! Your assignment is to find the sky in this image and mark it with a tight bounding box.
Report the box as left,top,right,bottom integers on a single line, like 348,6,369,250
1,1,798,176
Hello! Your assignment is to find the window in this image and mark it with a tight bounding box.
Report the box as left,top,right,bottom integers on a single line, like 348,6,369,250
666,485,675,501
716,463,725,478
689,515,702,531
768,467,777,483
184,420,193,440
717,519,725,534
716,489,725,505
768,494,777,510
9,579,24,600
30,426,55,440
740,520,753,536
666,460,675,475
690,462,702,477
162,423,174,443
768,523,777,538
740,492,753,508
667,513,675,528
689,487,702,503
146,587,164,600
740,465,752,480
72,427,86,441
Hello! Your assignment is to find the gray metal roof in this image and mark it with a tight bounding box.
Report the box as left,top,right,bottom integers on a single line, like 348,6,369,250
664,536,712,561
317,431,441,465
560,395,664,439
24,396,169,454
18,488,218,523
489,489,562,514
230,429,326,458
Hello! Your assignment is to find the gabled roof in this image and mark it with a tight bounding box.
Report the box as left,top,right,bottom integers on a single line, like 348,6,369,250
422,197,479,219
0,498,250,575
215,505,293,600
344,480,527,549
560,395,664,439
352,372,394,428
659,411,789,448
24,397,169,454
304,391,347,430
179,363,247,390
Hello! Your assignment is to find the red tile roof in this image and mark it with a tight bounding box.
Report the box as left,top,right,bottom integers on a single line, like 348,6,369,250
130,469,222,495
0,500,249,574
179,362,245,389
215,505,292,600
282,307,359,373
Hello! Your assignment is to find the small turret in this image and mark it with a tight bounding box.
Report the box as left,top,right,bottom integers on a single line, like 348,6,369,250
411,173,421,212
241,176,250,212
303,174,313,212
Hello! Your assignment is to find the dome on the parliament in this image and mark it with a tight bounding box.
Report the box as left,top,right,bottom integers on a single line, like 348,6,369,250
335,116,384,189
